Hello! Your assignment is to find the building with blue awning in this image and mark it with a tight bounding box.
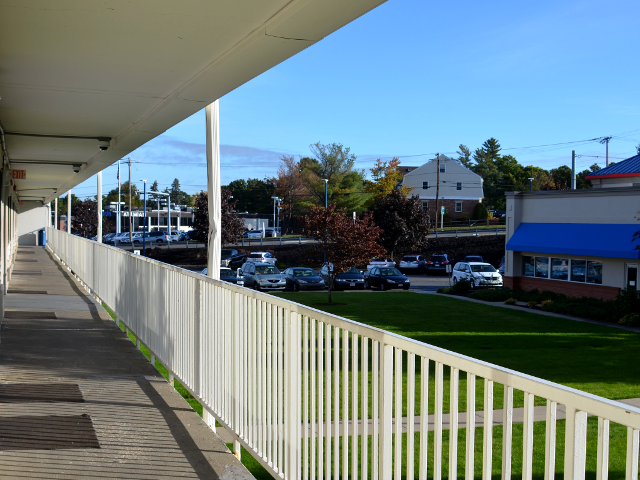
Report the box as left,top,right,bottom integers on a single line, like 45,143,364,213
504,186,640,300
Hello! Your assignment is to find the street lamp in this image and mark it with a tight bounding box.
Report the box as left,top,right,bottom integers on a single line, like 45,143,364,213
270,196,280,233
528,177,534,192
140,180,147,256
323,179,328,208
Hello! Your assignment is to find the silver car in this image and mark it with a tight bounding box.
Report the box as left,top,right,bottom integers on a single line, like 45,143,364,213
452,262,503,289
239,261,286,291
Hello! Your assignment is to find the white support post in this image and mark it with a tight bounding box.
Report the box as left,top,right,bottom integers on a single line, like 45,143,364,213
206,101,221,280
379,343,393,480
54,198,58,230
97,171,102,243
67,190,71,234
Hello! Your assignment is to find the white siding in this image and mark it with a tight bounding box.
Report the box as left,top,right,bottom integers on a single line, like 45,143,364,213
402,158,484,201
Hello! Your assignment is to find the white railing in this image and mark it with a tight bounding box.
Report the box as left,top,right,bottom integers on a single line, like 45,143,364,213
46,227,640,480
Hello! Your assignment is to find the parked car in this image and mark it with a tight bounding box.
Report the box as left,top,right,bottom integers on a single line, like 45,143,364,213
112,232,133,244
264,228,280,237
319,262,334,283
494,210,506,218
366,258,396,271
238,262,286,291
282,267,325,291
332,268,366,290
364,267,410,291
425,254,453,275
200,267,245,286
398,255,427,274
452,262,503,289
243,230,262,239
463,255,484,263
221,249,246,269
103,233,116,244
498,256,505,275
164,231,179,242
245,251,277,265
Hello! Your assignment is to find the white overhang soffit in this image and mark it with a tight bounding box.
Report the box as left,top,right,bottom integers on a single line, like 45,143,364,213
0,0,386,206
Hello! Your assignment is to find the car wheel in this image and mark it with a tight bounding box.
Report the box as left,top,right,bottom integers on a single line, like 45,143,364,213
452,277,458,285
293,283,300,292
403,285,410,290
380,283,386,291
364,280,370,289
254,282,261,291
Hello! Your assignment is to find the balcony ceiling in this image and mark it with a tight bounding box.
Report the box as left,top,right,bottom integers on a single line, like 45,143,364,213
0,0,385,206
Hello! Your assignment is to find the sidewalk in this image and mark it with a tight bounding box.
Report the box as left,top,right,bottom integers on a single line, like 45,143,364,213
0,246,251,480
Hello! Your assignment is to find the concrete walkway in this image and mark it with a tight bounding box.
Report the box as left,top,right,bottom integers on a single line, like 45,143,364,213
0,246,251,480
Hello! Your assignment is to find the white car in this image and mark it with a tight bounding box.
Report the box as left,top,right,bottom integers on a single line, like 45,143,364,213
366,258,396,271
452,262,503,289
245,251,277,265
244,230,263,239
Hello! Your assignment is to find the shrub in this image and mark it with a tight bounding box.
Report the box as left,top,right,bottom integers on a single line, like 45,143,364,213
504,298,517,305
471,202,489,220
469,288,513,302
616,288,640,317
527,300,539,308
541,300,553,310
437,287,452,294
451,278,472,294
619,313,640,327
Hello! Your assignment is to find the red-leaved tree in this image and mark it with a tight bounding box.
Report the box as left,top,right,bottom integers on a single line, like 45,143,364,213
298,203,386,303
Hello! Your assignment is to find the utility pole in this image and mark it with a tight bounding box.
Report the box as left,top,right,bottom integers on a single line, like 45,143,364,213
435,153,440,231
127,157,132,243
599,136,612,167
571,150,576,190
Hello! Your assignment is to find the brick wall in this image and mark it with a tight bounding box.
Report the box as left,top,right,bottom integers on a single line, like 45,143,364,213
504,275,620,301
422,199,478,220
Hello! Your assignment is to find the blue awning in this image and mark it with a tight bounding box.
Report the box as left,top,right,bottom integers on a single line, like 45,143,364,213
506,223,640,259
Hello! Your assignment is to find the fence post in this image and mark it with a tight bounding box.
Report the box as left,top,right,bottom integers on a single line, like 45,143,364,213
379,343,393,480
299,236,301,245
280,236,282,246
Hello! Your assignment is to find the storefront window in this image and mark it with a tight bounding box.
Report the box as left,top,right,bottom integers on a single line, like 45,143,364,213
587,261,603,284
535,257,549,278
570,260,586,283
522,256,534,276
550,258,569,280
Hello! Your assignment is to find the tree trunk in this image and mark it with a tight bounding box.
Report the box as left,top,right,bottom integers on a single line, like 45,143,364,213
327,274,333,304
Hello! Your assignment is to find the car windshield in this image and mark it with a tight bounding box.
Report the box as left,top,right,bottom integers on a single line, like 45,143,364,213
248,254,263,258
336,273,362,279
294,269,316,277
220,269,235,277
431,255,446,261
466,256,483,262
380,268,402,276
221,250,234,256
402,256,418,262
470,264,497,273
255,265,279,275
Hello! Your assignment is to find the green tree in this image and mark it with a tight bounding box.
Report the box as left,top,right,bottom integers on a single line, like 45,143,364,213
456,144,473,168
225,178,276,214
299,142,370,213
363,157,410,207
150,180,159,192
191,189,244,246
472,138,506,209
168,178,193,206
471,202,489,220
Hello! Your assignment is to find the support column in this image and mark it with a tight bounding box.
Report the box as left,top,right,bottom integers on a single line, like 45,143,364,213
205,101,221,280
67,190,71,234
54,198,58,230
97,172,103,243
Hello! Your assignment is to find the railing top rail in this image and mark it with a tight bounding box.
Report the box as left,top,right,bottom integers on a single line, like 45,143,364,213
46,227,640,428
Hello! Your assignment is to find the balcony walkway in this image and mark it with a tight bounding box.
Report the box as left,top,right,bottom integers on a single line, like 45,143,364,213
0,246,251,480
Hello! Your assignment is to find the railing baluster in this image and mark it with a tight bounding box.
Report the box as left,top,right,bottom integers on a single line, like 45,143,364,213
523,392,534,480
304,316,309,480
627,427,639,480
544,400,557,480
278,307,284,473
266,303,272,464
503,386,514,480
379,343,393,480
326,323,331,480
466,373,476,480
317,321,324,480
394,348,403,480
262,301,268,459
434,362,444,480
343,329,349,480
564,407,587,480
362,337,369,480
483,379,494,480
407,353,416,480
284,310,291,477
450,367,459,480
372,340,380,480
334,326,340,480
597,417,610,480
419,357,429,480
352,333,358,480
310,318,316,480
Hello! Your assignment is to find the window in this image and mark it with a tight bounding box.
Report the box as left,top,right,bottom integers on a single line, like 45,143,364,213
455,201,463,213
422,181,429,190
422,200,429,211
456,182,462,191
535,257,549,278
440,163,446,173
550,258,569,280
570,260,586,282
522,256,535,276
587,261,603,284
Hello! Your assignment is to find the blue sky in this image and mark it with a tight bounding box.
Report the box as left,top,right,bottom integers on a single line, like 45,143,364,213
72,0,640,199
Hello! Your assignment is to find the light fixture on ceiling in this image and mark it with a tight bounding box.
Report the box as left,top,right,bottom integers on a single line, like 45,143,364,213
72,164,82,173
98,140,110,151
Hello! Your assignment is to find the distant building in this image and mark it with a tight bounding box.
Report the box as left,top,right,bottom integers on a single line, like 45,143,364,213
401,157,484,219
586,154,640,188
399,166,420,175
504,186,639,300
